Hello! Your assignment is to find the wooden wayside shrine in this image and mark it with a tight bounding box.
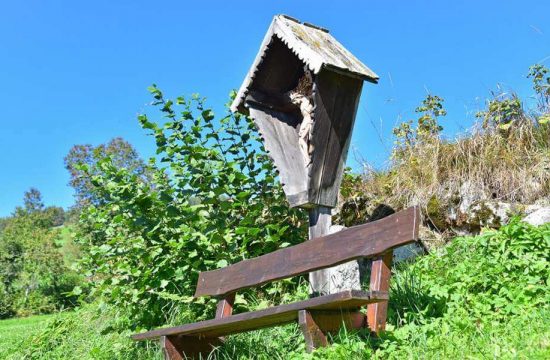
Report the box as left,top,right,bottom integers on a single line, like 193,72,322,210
230,14,378,209
132,207,420,359
229,14,380,297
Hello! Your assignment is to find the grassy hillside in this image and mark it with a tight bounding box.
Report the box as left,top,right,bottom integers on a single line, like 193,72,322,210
0,315,54,355
3,220,548,359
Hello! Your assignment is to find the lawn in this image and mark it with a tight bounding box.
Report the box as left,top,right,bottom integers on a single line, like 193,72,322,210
0,314,54,354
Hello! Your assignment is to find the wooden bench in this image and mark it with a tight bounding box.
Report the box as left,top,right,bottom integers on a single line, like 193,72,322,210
132,206,420,359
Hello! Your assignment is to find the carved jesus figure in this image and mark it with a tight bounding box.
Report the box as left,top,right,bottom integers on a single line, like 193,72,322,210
286,69,314,168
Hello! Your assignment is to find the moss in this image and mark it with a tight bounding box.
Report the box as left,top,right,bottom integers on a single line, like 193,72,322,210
427,195,447,230
471,202,501,229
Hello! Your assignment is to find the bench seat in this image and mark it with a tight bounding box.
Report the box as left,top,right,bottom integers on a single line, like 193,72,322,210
132,290,387,340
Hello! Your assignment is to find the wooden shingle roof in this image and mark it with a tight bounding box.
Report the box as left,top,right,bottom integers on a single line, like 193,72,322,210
230,14,379,113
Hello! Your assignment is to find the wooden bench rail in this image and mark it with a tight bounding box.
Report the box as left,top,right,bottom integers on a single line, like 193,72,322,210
195,206,420,297
132,290,387,341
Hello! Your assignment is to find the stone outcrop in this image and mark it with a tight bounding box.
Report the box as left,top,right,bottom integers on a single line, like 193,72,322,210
523,207,550,226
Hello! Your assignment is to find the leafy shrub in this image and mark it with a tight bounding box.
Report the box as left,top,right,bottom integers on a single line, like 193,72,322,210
398,220,549,322
476,93,524,131
392,94,446,159
528,63,550,113
74,87,306,328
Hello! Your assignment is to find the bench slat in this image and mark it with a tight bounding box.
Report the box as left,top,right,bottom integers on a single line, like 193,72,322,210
195,206,419,297
132,290,387,340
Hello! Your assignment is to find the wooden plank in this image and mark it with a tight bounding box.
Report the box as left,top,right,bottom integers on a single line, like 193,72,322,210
132,290,387,340
161,336,184,360
307,73,334,206
367,251,393,333
216,293,235,319
299,310,328,352
195,206,420,297
161,335,221,360
308,310,366,333
316,71,363,207
300,309,366,352
306,69,363,208
248,106,308,204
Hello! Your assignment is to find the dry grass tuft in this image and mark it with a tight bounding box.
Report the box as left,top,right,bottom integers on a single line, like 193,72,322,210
338,119,550,232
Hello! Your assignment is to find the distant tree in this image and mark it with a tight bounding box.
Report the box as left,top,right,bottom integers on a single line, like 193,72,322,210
0,193,80,318
64,137,148,207
23,188,44,213
43,206,65,227
14,189,65,228
0,217,8,234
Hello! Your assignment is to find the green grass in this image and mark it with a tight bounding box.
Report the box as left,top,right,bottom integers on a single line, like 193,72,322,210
2,221,549,359
54,224,81,266
4,301,547,359
54,225,72,247
0,314,54,355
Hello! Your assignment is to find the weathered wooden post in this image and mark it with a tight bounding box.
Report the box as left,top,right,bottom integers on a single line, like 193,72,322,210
231,15,378,296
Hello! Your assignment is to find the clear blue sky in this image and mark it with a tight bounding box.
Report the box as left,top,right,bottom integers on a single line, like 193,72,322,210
1,1,548,216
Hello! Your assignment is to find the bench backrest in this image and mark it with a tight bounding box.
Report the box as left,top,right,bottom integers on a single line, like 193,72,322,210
194,206,420,298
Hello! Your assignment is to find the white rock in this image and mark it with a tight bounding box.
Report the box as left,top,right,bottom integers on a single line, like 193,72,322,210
309,224,362,295
393,243,425,262
522,207,550,226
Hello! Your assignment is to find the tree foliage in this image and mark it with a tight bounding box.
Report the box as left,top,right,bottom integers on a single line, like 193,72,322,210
74,87,306,327
23,188,44,213
64,137,148,208
0,191,80,318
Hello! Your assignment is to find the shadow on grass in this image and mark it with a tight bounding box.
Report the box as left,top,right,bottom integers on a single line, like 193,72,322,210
387,262,446,327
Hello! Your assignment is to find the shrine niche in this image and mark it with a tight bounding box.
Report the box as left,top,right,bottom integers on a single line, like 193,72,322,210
231,14,379,209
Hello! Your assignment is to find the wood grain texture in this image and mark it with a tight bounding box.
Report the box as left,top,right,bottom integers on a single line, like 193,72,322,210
307,310,366,333
161,335,221,360
248,105,307,203
308,206,332,295
195,206,420,297
216,293,235,319
299,310,366,352
367,251,393,334
309,69,363,207
133,290,387,340
299,310,328,352
231,15,378,114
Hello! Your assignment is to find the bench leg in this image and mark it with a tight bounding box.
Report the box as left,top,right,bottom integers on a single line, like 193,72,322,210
298,310,366,353
367,251,393,334
298,310,328,352
161,335,222,360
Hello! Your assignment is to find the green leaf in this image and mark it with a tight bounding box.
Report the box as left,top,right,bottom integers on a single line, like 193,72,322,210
72,286,83,296
216,259,228,268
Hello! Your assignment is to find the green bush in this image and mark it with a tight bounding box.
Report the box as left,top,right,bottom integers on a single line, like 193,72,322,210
74,88,306,328
404,219,549,322
0,209,80,318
